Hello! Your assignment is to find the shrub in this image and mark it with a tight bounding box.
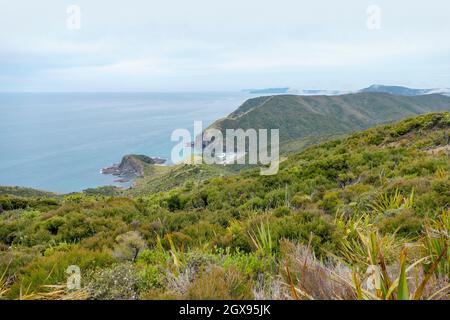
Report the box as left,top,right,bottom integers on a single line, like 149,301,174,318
217,220,253,252
186,266,253,299
291,194,312,209
378,210,424,237
8,247,114,299
271,212,338,256
167,194,182,212
137,249,169,266
320,191,343,214
138,264,166,289
222,249,274,277
0,196,30,211
181,221,221,246
242,197,266,211
265,189,286,209
88,263,140,300
273,206,291,217
113,231,147,261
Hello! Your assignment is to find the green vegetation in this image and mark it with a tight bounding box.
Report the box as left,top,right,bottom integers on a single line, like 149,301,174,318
0,186,58,198
0,113,449,300
208,93,450,153
127,163,236,196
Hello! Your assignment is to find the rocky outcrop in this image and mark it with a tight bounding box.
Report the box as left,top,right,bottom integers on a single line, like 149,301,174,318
101,155,166,182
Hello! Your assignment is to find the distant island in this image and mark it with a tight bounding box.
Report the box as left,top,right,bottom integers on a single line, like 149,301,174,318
242,84,450,97
243,87,290,94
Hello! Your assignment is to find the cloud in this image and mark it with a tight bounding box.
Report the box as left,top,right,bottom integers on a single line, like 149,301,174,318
1,0,449,91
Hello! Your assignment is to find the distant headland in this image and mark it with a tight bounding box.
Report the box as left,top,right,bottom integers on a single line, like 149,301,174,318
101,155,166,183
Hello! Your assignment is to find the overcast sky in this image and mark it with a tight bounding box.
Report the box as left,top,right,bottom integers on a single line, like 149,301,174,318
1,0,449,92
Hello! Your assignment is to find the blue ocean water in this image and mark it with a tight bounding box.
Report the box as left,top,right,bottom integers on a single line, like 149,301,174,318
0,92,252,193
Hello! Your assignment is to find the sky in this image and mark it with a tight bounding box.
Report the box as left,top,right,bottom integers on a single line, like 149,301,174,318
1,0,450,92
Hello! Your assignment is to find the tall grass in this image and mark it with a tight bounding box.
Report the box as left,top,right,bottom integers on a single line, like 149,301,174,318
334,211,401,267
0,262,11,298
307,209,450,300
283,240,449,300
249,221,274,257
423,210,449,276
370,188,414,215
19,285,89,300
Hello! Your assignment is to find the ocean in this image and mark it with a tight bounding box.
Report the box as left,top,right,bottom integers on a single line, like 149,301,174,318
0,92,252,193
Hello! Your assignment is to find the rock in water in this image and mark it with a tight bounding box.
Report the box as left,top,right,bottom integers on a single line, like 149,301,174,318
101,155,166,180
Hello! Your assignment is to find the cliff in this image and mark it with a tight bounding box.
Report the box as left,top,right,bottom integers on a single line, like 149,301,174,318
101,155,166,181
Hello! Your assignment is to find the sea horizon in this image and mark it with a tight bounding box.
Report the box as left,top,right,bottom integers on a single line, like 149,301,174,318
0,91,254,193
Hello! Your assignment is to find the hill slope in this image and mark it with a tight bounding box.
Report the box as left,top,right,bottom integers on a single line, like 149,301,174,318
360,84,450,96
0,113,449,300
0,186,58,198
207,92,450,152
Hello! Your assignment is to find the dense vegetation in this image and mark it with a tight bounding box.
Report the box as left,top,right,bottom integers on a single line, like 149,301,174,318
0,113,449,300
208,92,450,153
127,162,236,196
0,186,57,198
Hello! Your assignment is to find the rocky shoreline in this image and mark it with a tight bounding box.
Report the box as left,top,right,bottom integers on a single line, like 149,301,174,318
101,155,166,183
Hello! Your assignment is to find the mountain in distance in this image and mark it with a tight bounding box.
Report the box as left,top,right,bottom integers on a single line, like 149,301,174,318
360,84,450,96
243,84,450,97
206,92,450,153
243,87,346,95
296,89,344,95
243,87,291,94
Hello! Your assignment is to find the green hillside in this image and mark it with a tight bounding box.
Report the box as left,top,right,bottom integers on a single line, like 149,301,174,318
208,93,450,153
127,163,236,196
0,186,58,198
0,113,449,300
94,92,450,196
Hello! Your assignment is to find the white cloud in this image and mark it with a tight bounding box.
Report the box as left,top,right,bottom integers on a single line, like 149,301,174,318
1,0,449,91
